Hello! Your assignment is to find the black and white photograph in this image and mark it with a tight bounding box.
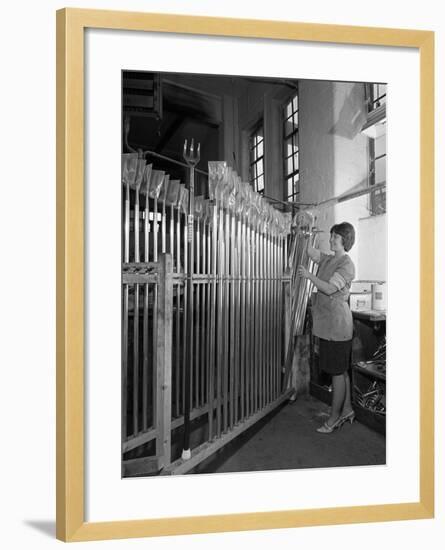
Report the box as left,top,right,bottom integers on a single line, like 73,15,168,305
2,0,442,548
121,71,387,477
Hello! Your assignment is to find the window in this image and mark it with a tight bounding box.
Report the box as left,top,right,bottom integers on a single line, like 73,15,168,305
366,83,387,215
283,91,299,202
249,123,265,194
369,83,387,110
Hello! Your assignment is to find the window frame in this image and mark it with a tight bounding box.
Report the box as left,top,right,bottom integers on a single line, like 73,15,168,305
366,83,387,216
248,120,265,195
282,89,300,203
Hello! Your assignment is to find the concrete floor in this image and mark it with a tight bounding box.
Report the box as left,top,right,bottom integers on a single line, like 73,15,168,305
192,394,386,474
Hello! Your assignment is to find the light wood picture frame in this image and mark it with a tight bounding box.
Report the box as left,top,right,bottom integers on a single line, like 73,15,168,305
56,7,434,542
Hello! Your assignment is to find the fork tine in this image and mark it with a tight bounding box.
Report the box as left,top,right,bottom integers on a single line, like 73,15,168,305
183,138,201,166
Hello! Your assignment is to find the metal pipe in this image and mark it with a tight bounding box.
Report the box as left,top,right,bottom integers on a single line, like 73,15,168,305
252,225,260,412
278,235,284,399
182,209,188,416
132,282,140,435
263,233,268,405
216,202,223,436
274,234,280,400
206,215,214,435
201,220,207,408
248,223,254,414
245,222,252,417
161,197,166,255
223,208,230,431
132,170,142,434
195,218,200,409
260,229,265,407
122,284,129,440
144,148,208,177
270,234,275,402
169,204,174,267
239,217,246,422
229,211,236,429
233,214,241,425
153,197,158,263
258,228,264,410
175,208,181,418
124,181,130,264
152,194,159,436
182,140,200,460
142,283,150,431
208,204,218,439
176,203,181,274
142,180,151,430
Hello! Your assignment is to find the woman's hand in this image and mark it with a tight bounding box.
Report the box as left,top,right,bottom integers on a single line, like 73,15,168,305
297,265,310,278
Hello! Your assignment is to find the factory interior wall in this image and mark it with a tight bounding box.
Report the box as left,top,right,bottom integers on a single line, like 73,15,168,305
236,80,293,201
299,79,387,282
220,77,389,394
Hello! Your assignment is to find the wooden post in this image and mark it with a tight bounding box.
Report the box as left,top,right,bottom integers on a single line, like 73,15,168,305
156,253,173,468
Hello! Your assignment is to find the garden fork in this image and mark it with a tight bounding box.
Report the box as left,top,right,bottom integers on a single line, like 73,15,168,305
183,138,201,241
182,138,200,461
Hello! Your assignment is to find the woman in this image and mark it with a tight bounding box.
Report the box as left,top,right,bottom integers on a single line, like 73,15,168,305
297,222,356,434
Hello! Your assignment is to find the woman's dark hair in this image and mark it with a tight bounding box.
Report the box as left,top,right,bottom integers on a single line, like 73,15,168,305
330,222,355,252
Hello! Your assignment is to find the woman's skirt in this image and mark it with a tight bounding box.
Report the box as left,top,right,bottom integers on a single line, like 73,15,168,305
318,338,352,375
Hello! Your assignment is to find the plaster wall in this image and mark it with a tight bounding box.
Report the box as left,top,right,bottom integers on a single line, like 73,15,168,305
299,79,387,280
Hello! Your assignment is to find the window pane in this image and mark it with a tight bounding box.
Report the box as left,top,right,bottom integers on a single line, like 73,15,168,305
286,156,294,175
283,91,299,201
372,83,386,108
374,156,386,184
374,133,386,158
257,140,263,158
257,174,264,192
285,136,297,156
284,118,295,137
285,102,293,118
287,179,293,198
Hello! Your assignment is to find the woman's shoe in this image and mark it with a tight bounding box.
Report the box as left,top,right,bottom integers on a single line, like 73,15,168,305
316,416,344,434
340,410,356,425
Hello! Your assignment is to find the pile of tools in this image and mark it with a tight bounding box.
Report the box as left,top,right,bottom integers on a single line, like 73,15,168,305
354,337,386,415
282,210,319,390
354,380,386,415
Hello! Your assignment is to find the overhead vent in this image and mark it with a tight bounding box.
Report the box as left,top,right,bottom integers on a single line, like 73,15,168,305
123,71,162,119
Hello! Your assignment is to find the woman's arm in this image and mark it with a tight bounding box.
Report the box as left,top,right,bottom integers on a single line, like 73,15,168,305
297,265,337,295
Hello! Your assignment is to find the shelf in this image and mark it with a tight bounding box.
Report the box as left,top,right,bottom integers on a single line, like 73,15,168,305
352,309,386,322
353,402,386,435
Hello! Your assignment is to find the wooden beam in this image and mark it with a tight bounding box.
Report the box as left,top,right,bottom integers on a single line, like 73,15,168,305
155,254,173,467
155,115,187,153
123,456,161,477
